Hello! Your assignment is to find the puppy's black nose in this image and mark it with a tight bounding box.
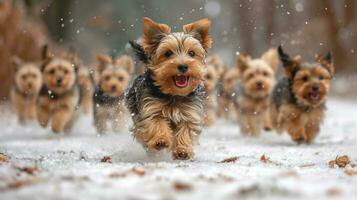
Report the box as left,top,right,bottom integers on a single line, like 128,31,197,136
28,82,32,88
312,84,319,92
178,64,188,73
56,78,62,85
256,81,263,88
111,85,117,91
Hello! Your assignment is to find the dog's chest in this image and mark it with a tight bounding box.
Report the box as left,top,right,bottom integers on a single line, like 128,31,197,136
238,96,269,114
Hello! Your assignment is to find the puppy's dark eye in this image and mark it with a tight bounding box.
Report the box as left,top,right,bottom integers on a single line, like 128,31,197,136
63,69,69,74
164,50,173,58
188,50,196,58
104,75,110,81
319,76,324,80
32,74,37,78
206,74,211,80
248,74,254,79
21,75,27,80
118,76,124,81
49,69,55,75
263,71,268,77
302,76,308,82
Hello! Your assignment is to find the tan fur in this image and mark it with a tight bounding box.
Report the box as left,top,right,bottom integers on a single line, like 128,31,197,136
203,64,219,126
10,59,42,123
217,68,239,119
235,49,278,136
77,67,94,113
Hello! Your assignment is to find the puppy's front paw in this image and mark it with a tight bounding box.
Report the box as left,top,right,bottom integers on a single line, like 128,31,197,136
147,137,172,152
172,147,193,160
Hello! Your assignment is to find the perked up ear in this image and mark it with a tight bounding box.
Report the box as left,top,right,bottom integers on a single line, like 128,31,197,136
278,45,301,79
142,17,171,56
261,48,279,71
96,54,112,73
11,57,23,72
315,52,334,76
236,53,250,74
115,55,135,74
183,18,212,51
41,45,54,72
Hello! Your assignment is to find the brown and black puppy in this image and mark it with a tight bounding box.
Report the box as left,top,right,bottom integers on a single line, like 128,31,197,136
10,58,42,123
126,17,212,160
37,46,80,133
235,49,278,136
270,46,334,143
93,54,134,134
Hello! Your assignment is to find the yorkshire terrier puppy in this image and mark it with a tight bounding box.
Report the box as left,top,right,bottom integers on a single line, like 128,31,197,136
93,54,134,134
77,66,94,114
203,64,219,126
216,67,239,120
37,46,80,133
271,46,334,143
126,17,212,160
10,58,42,124
235,49,278,136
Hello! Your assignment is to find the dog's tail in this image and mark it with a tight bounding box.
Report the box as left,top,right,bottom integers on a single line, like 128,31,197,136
129,40,148,64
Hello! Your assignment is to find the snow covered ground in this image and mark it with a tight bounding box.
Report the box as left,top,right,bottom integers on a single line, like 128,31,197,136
0,98,356,200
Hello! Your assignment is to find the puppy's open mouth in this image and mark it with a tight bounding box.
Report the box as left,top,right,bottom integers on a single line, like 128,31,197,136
173,75,189,88
309,92,320,102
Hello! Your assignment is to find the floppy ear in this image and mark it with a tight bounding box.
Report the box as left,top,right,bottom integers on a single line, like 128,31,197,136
96,54,112,73
142,17,171,56
278,45,301,79
11,57,23,72
236,53,250,75
315,52,334,76
115,55,135,74
261,48,279,71
183,18,212,51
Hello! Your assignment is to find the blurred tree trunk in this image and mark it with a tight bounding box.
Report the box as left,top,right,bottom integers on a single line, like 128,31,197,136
264,0,275,48
238,0,253,53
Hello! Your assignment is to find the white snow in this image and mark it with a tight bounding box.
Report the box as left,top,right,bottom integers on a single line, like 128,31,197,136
0,99,357,200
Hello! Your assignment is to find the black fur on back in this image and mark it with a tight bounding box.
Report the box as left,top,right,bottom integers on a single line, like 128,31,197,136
129,40,148,64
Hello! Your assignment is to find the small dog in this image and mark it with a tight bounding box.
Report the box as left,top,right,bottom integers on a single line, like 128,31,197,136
235,49,278,136
10,57,42,123
216,67,239,120
203,63,219,126
37,46,80,133
270,46,334,143
126,17,212,160
93,54,134,134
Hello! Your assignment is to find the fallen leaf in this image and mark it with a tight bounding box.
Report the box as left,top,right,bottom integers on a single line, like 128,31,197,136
0,153,8,163
100,156,112,163
17,166,38,175
218,156,239,163
132,167,146,176
329,155,350,168
173,181,192,191
260,154,271,163
109,172,127,178
299,163,315,168
326,188,342,196
345,169,357,176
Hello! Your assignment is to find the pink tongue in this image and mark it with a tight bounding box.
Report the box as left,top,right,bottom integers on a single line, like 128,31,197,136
175,76,188,87
310,93,319,100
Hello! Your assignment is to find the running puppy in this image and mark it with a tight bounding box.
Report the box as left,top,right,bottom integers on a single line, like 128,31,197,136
126,17,212,160
270,46,334,143
37,46,80,133
235,49,278,136
10,57,42,124
93,54,134,134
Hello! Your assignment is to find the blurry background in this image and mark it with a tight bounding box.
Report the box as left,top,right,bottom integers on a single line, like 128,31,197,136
0,0,356,99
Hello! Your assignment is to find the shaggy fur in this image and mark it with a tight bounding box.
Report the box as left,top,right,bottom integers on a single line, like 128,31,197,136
235,49,278,136
126,17,212,160
203,64,219,126
270,46,334,143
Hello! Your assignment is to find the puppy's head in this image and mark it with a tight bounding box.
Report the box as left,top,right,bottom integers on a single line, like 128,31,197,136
236,48,278,99
41,46,78,94
221,68,239,94
12,57,42,95
204,64,219,95
206,54,227,79
142,17,212,96
278,46,334,107
96,54,133,97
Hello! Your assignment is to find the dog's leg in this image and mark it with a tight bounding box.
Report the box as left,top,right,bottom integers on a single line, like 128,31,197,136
37,98,50,127
172,121,201,160
94,107,108,134
305,122,320,144
134,116,173,152
27,97,37,120
239,113,259,136
51,107,73,133
262,109,272,131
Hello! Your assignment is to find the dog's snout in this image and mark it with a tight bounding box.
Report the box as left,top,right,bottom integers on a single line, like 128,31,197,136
28,82,32,88
256,81,263,88
178,64,188,73
312,84,319,92
56,78,62,85
111,85,117,91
